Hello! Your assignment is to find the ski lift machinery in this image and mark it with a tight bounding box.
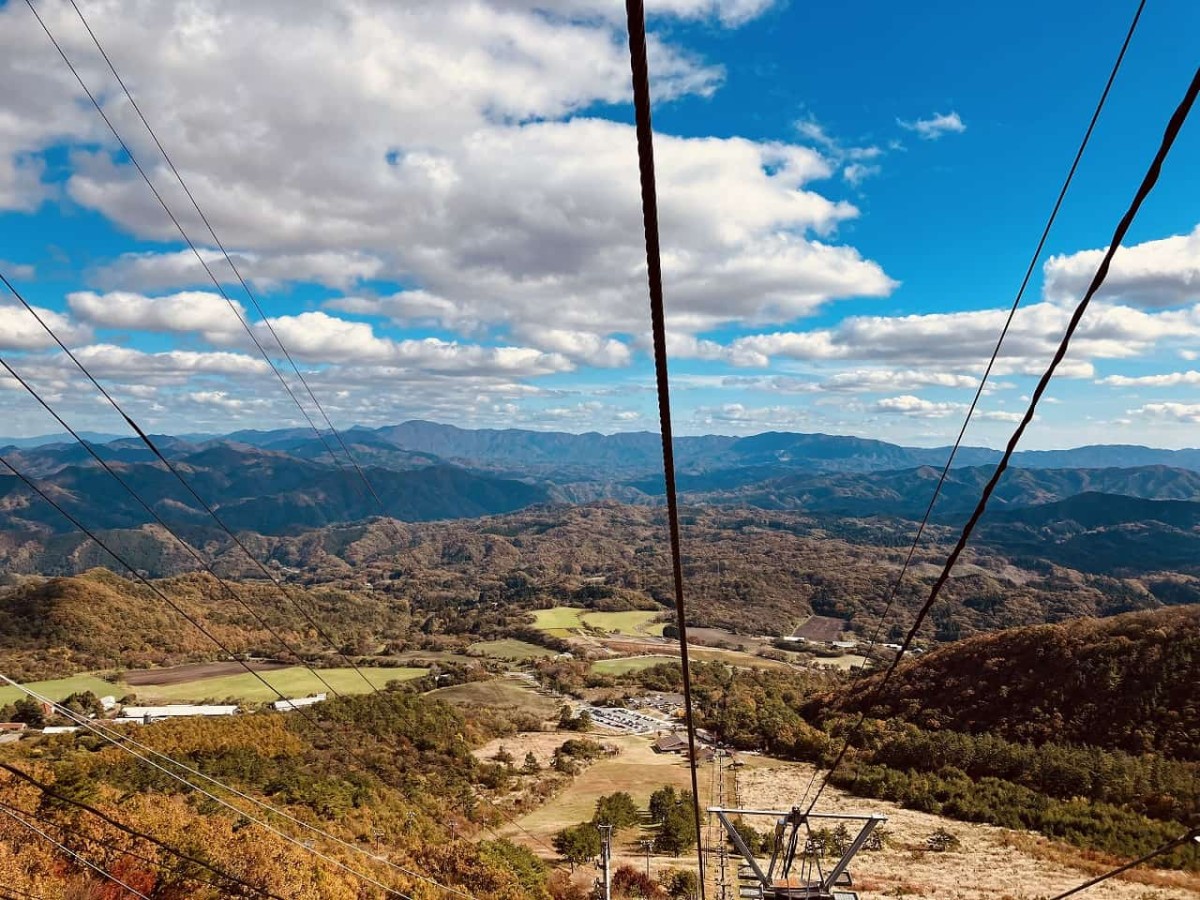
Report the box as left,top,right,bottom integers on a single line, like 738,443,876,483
708,805,887,900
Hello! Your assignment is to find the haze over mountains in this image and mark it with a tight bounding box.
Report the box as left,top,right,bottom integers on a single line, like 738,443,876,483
3,420,1200,576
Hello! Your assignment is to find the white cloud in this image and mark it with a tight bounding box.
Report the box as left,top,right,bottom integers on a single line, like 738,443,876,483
0,302,92,350
89,248,387,292
692,402,813,429
67,290,247,338
1130,402,1200,424
843,163,881,187
1043,224,1200,309
0,1,893,351
0,261,35,281
1097,370,1200,388
715,300,1200,373
872,395,962,419
898,111,966,140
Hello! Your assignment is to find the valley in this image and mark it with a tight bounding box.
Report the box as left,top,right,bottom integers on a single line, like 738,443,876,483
0,424,1198,897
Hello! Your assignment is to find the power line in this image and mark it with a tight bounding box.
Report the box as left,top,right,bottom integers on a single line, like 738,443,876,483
797,0,1147,811
0,675,458,900
0,352,345,702
0,270,381,698
0,389,569,882
805,63,1200,817
62,0,384,505
5,703,472,898
1047,827,1200,900
0,458,480,900
0,803,152,900
624,1,706,895
0,785,285,900
20,0,349,474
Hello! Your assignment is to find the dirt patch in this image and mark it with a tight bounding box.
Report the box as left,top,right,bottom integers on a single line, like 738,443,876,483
791,615,848,642
122,661,288,686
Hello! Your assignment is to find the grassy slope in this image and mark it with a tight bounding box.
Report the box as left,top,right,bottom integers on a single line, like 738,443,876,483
468,639,559,660
0,674,121,706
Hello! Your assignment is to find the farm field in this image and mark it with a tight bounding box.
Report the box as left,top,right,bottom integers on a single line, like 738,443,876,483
581,609,665,636
468,639,559,660
531,606,666,638
597,640,795,672
428,679,559,718
128,666,427,703
529,606,584,637
591,654,678,675
122,660,287,685
0,674,119,706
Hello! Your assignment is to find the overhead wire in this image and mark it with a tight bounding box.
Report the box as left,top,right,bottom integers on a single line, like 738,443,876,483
804,63,1200,817
0,788,283,900
17,2,566,864
0,352,346,702
796,0,1147,811
0,269,382,698
20,0,349,474
0,803,152,900
2,708,473,898
0,676,460,900
0,455,476,899
62,0,384,505
624,1,707,894
0,295,572,881
1046,827,1200,900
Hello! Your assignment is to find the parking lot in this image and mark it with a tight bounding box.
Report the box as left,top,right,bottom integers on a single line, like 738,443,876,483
584,705,674,734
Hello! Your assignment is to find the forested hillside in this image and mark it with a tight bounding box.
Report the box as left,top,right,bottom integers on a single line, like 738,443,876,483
830,605,1200,759
0,688,554,898
0,569,411,680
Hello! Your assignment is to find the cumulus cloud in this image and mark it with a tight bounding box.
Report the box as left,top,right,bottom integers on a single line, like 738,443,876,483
67,290,247,338
1130,402,1200,424
89,249,387,292
692,402,814,429
711,300,1200,373
0,1,893,352
1043,224,1200,309
1097,370,1200,388
872,395,1020,422
872,395,963,418
0,302,92,350
898,111,966,140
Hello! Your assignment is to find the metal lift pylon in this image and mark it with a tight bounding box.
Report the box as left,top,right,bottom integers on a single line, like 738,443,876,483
708,806,886,900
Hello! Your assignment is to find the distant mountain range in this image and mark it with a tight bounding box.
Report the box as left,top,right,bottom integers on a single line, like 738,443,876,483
7,419,1200,475
3,421,1200,576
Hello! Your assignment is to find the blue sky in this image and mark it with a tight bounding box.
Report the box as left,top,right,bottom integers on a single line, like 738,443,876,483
0,0,1198,448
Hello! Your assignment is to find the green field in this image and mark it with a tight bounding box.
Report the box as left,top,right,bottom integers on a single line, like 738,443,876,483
590,655,679,675
130,666,428,703
529,607,585,637
0,675,121,707
468,639,559,660
581,610,665,636
531,606,665,638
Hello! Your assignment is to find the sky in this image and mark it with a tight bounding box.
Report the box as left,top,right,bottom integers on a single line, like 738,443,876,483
1,0,1199,449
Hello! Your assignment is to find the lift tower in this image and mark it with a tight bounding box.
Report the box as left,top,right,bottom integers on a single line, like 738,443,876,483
708,806,886,900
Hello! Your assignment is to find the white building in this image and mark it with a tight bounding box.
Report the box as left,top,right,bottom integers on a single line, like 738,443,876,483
120,705,238,723
271,693,327,712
